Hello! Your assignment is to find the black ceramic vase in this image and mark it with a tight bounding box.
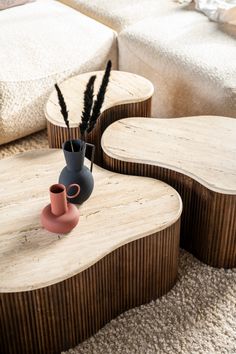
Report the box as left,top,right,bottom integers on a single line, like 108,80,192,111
59,139,95,204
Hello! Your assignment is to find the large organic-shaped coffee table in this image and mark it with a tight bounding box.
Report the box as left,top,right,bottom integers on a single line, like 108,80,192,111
45,71,153,164
0,149,181,354
102,116,236,268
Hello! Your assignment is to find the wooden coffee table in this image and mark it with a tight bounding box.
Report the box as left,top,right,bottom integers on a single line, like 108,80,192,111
0,149,181,354
45,71,154,164
102,116,236,268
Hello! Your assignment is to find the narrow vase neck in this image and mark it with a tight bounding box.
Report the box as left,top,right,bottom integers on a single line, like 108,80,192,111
50,184,68,216
63,140,86,172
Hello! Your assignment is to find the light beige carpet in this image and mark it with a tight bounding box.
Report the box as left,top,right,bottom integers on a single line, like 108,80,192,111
0,130,48,159
1,131,236,354
65,250,236,354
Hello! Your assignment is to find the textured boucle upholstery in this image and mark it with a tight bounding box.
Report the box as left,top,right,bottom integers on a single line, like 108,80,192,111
119,9,236,118
0,0,117,145
58,0,179,32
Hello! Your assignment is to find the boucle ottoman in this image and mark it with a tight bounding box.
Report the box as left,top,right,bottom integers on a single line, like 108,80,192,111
0,0,117,145
118,7,236,118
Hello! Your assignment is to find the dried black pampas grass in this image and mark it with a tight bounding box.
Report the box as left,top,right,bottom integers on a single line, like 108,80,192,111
79,75,96,141
55,60,112,149
87,60,112,133
55,83,74,151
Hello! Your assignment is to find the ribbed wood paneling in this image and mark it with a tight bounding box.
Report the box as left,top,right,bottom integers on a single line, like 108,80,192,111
0,221,179,354
190,182,236,268
47,98,152,166
103,155,236,268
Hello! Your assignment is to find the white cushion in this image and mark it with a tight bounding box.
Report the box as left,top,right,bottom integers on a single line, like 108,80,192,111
118,8,236,118
0,0,117,144
58,0,178,32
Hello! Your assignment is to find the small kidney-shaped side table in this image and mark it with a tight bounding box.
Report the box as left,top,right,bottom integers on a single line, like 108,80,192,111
0,149,181,354
45,71,154,165
102,116,236,268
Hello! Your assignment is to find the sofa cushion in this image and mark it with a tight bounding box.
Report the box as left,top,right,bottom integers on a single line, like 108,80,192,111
58,0,179,32
118,8,236,118
0,0,34,11
0,0,117,145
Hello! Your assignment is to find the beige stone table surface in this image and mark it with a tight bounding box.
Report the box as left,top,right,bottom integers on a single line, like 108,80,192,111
45,70,154,164
0,149,182,293
101,116,236,268
45,70,154,128
102,116,236,194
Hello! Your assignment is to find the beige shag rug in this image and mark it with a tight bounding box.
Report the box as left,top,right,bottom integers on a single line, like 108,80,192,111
65,250,236,354
0,130,48,159
1,131,236,354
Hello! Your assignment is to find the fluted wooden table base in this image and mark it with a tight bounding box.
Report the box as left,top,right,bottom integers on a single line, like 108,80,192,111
102,117,236,268
45,71,153,165
0,223,179,354
103,157,236,268
47,99,151,165
0,150,181,354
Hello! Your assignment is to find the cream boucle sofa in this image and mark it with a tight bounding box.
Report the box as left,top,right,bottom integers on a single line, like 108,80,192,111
119,10,236,117
59,0,178,32
1,0,235,145
0,0,117,145
62,0,236,118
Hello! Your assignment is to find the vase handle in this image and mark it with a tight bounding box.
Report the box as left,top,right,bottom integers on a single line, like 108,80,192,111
66,184,80,199
85,143,95,172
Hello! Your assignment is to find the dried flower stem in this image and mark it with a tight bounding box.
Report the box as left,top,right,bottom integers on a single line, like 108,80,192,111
55,83,74,151
87,60,112,133
80,75,96,141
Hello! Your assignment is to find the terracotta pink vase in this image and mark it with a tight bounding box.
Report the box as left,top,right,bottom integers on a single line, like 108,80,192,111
41,183,80,234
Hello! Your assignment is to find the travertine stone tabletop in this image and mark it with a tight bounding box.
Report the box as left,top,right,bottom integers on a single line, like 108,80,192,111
102,116,236,194
0,149,181,292
45,70,154,164
45,71,154,128
0,148,181,354
102,116,236,268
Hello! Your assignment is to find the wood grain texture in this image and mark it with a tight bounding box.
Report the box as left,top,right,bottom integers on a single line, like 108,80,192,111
102,116,236,268
45,71,153,164
0,149,181,353
0,222,180,354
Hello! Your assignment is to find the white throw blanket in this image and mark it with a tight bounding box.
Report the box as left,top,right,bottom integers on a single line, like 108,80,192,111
178,0,236,24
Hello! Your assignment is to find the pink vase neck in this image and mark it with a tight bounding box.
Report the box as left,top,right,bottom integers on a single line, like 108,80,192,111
50,184,68,216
